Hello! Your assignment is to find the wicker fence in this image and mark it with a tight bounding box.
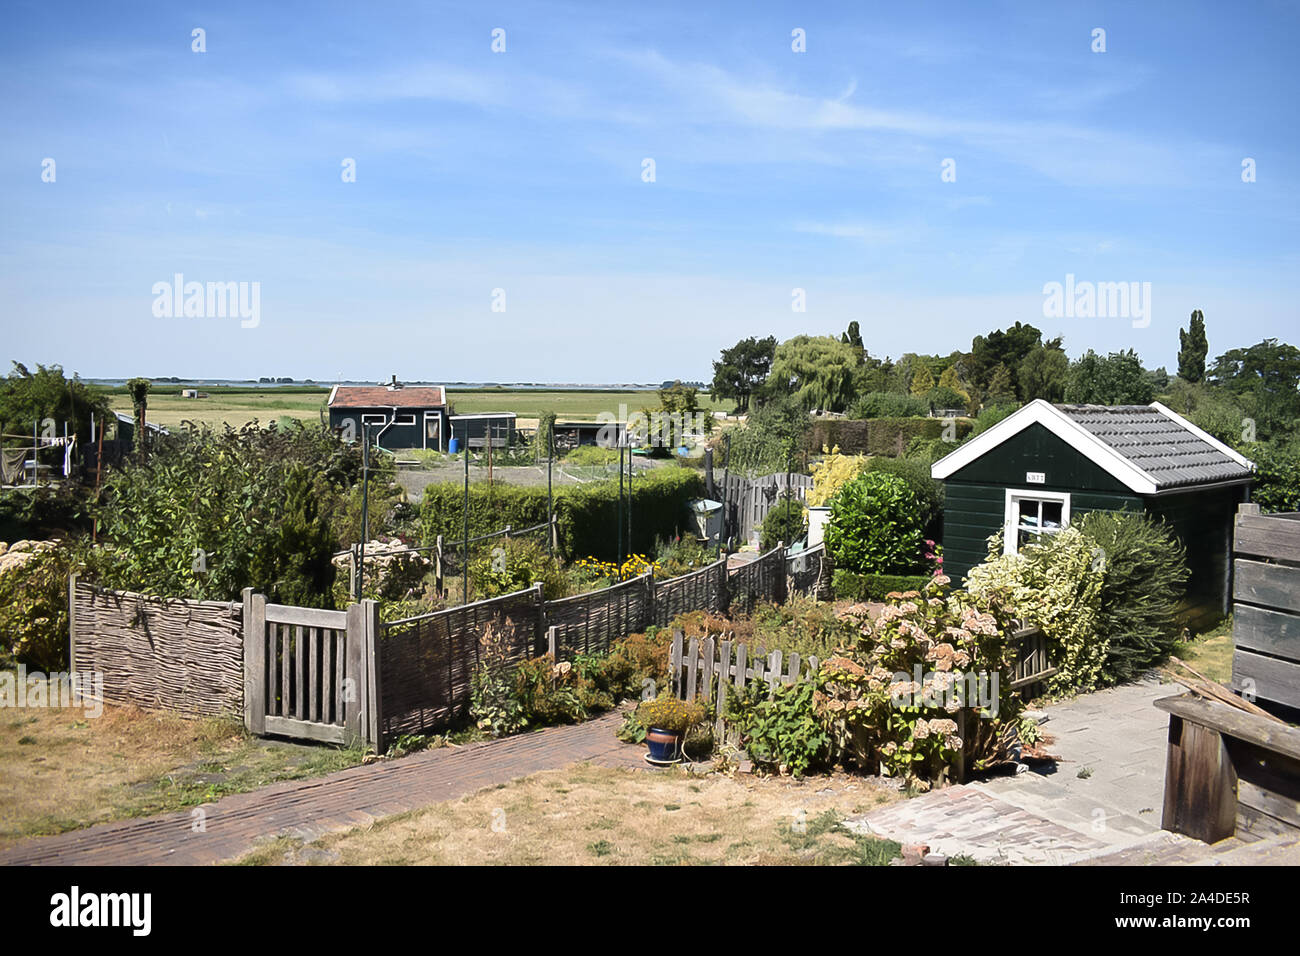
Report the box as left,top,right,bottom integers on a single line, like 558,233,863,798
373,544,820,740
378,586,545,740
64,543,825,747
69,576,244,718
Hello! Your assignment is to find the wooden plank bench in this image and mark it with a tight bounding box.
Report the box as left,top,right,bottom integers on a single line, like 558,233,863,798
1155,693,1300,844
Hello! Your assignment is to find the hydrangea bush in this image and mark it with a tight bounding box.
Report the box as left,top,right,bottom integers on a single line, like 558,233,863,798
815,576,1024,784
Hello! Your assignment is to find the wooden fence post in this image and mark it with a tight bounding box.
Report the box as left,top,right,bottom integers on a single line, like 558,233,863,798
670,629,684,698
716,640,731,743
435,534,444,597
547,625,558,657
345,602,365,747
242,588,266,735
362,598,382,752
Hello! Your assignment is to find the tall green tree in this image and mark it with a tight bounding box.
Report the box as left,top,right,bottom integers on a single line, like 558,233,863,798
710,335,776,411
984,364,1018,406
840,321,864,350
0,363,109,448
125,376,152,455
1064,349,1155,405
1017,338,1069,402
765,335,860,413
1208,338,1300,437
1177,310,1209,383
969,322,1043,396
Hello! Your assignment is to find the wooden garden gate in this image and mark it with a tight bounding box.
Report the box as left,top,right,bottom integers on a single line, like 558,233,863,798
241,589,382,749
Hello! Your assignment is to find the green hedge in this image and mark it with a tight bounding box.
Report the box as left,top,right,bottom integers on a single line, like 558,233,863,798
420,467,704,561
832,569,933,602
806,417,973,457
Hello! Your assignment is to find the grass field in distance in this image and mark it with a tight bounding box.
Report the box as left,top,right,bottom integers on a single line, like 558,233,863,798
97,385,716,430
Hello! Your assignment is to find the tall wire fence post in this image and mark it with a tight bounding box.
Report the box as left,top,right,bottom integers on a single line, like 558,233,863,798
546,422,553,557
356,423,370,602
463,440,470,605
617,436,624,570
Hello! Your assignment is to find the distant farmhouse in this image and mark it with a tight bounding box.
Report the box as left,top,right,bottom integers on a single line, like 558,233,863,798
327,377,515,451
931,400,1255,613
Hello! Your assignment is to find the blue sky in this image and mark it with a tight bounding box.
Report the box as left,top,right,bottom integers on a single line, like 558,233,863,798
2,0,1297,383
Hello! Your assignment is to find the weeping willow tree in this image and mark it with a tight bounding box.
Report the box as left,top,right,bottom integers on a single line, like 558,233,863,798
765,335,860,413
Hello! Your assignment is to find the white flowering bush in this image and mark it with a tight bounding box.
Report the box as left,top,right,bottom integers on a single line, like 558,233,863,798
815,576,1023,784
965,528,1106,693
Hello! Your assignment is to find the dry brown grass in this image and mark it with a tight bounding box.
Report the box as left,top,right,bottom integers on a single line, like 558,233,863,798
235,763,904,866
0,675,363,845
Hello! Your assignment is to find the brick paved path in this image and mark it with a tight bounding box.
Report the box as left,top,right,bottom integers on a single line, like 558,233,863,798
0,710,643,866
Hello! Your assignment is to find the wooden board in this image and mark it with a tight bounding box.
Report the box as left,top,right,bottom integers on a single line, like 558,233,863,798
1232,603,1300,659
1235,513,1300,564
1232,649,1300,713
1157,692,1300,761
1234,559,1300,615
1160,714,1237,843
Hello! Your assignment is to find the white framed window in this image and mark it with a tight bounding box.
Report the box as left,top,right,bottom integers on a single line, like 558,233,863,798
1003,488,1071,555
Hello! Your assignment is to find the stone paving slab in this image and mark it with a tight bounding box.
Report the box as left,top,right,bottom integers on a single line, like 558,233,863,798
849,679,1193,864
0,710,643,866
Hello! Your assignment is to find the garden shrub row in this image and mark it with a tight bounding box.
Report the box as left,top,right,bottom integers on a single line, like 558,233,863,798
805,417,973,458
419,467,704,562
831,569,934,602
965,512,1189,691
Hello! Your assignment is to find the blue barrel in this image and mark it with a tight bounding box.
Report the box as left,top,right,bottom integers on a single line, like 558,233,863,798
448,437,460,454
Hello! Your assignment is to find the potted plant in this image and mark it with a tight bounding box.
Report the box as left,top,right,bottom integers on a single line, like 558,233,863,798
636,697,706,764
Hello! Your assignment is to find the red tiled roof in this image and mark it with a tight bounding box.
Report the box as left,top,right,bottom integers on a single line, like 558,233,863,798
329,385,445,408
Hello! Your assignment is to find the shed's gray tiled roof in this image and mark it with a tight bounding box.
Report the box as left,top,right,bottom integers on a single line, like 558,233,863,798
1056,404,1251,490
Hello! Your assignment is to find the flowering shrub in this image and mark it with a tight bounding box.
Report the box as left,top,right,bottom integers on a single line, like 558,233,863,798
637,696,706,734
814,577,1023,783
571,552,660,587
807,447,869,508
965,528,1106,693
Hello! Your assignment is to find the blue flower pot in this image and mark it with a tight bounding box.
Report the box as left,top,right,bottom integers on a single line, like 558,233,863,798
645,727,681,763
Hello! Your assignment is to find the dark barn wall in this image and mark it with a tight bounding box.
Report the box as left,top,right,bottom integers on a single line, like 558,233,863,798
941,423,1142,583
942,481,1141,585
1145,484,1249,612
328,408,440,450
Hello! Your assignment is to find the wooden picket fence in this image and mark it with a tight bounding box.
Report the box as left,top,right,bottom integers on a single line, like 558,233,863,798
669,625,1056,748
669,630,819,747
717,472,814,545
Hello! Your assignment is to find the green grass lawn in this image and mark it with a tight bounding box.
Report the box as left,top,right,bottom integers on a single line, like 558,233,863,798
1171,616,1234,684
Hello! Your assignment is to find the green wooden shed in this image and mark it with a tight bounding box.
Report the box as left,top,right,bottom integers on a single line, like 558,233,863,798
931,400,1254,613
